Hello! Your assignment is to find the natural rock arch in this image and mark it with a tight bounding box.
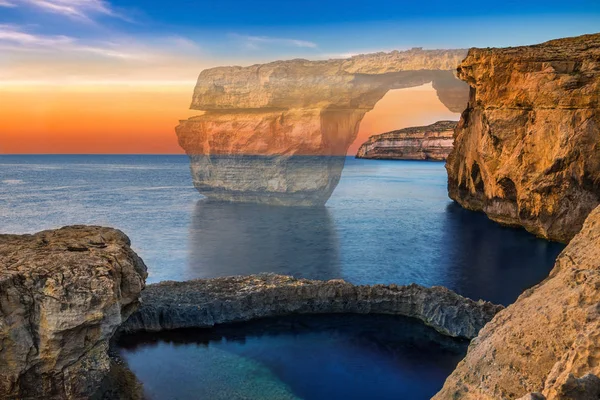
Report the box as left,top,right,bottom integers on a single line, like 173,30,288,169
176,48,470,205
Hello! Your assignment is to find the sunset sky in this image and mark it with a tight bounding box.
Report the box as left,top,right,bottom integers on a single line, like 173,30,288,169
1,0,599,154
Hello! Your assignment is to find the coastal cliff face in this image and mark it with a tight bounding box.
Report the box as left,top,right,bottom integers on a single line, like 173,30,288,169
177,48,469,205
0,226,147,399
434,204,600,399
356,120,456,160
447,33,600,242
120,274,502,340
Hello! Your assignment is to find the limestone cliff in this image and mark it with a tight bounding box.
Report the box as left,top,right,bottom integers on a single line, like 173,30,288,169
447,33,600,242
356,120,456,160
177,48,469,206
434,204,600,399
0,226,147,399
120,274,502,340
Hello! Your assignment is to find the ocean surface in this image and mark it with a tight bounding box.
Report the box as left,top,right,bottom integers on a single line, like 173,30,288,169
0,155,565,399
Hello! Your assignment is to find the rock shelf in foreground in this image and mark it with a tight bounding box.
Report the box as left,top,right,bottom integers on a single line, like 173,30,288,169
0,226,147,400
120,274,502,340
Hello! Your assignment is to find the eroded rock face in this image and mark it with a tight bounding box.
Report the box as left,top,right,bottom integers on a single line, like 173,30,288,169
356,120,456,160
120,274,502,340
177,49,469,206
0,226,147,399
447,33,600,242
434,204,600,399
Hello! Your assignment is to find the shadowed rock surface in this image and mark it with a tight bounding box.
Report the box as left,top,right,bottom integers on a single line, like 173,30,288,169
434,204,600,399
177,49,469,206
120,274,502,340
0,226,147,400
447,33,600,242
356,120,456,160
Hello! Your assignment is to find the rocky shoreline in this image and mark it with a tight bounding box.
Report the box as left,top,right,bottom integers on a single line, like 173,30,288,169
119,274,502,339
356,120,456,160
434,204,600,399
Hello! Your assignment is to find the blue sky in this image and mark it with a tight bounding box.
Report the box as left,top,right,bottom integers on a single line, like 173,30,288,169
1,0,599,82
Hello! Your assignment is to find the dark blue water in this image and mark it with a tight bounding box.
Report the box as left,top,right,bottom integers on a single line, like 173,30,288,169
0,154,564,305
117,314,468,400
1,155,565,400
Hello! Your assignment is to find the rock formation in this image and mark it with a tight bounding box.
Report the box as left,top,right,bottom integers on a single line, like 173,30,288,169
120,273,502,340
0,226,147,399
434,204,600,399
356,120,456,160
177,48,469,205
447,33,600,242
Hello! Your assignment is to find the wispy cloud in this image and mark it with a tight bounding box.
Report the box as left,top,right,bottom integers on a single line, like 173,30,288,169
0,0,16,7
230,33,318,50
0,24,143,58
12,0,130,22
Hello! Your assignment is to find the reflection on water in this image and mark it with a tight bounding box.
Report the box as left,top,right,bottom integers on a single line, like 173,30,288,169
0,156,564,305
117,314,468,400
439,202,564,305
188,200,340,280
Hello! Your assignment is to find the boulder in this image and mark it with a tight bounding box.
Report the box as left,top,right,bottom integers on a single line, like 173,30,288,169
0,226,147,399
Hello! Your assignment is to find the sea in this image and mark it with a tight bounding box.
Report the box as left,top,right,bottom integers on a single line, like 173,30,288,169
0,155,565,400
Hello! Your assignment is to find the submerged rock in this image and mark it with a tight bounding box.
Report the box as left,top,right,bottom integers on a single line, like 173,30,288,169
177,49,469,206
434,204,600,399
0,226,147,399
356,120,456,160
446,33,600,242
120,274,502,340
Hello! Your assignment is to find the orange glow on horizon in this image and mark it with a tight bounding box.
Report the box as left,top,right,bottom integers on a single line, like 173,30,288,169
1,83,458,155
0,84,194,154
350,85,460,155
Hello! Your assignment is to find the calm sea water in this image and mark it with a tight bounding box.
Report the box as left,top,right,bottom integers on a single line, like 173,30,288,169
117,314,468,400
0,155,565,400
0,154,564,305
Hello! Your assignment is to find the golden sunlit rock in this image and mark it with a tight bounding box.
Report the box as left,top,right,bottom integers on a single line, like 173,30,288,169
176,49,469,205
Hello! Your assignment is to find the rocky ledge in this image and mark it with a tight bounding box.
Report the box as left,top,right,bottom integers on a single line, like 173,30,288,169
434,204,600,399
0,226,147,400
447,33,600,242
356,120,456,160
120,274,502,340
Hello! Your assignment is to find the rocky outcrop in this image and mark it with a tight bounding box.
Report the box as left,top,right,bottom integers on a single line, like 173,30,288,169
120,274,502,340
356,120,456,160
434,204,600,399
447,33,600,242
0,226,147,399
177,48,469,206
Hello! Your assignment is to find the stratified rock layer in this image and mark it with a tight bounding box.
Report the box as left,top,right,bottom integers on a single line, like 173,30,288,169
177,49,469,206
434,204,600,399
0,226,147,400
356,120,456,160
447,33,600,242
120,274,502,340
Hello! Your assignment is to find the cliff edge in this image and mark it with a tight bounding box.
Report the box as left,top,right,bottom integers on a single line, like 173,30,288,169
446,33,600,242
434,204,600,399
356,120,456,160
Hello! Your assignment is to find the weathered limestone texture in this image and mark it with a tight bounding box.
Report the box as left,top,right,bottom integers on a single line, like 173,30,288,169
0,226,147,399
434,204,600,399
447,33,600,242
356,120,456,160
121,274,502,340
